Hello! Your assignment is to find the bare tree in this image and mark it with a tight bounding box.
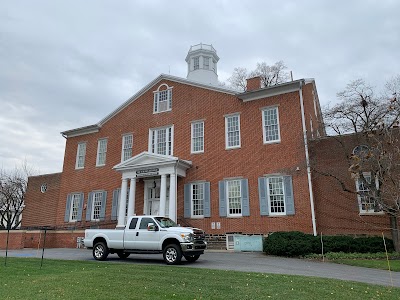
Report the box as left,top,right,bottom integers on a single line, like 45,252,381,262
227,61,290,91
0,163,32,230
316,77,400,250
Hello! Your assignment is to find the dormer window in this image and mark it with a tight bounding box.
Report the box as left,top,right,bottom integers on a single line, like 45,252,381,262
153,84,172,113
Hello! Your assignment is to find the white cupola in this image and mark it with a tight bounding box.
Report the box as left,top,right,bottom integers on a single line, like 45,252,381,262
185,43,219,85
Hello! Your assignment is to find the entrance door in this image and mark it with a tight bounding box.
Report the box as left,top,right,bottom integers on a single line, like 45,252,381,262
148,187,160,215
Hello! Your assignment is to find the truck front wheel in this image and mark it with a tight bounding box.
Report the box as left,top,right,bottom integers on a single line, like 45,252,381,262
163,244,182,265
93,241,109,261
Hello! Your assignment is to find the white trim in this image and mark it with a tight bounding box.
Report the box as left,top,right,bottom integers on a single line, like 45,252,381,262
190,182,205,218
266,176,286,216
153,84,173,114
75,142,86,170
121,134,133,162
262,106,281,144
191,121,204,154
96,138,108,167
226,179,242,217
148,125,174,156
225,114,241,150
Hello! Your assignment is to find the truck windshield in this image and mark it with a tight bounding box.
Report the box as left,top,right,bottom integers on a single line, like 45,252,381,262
154,217,177,228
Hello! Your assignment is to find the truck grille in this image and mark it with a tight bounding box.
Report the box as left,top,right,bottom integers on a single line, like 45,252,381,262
193,228,205,241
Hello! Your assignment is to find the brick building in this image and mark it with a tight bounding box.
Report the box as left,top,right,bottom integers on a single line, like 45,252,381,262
9,44,392,249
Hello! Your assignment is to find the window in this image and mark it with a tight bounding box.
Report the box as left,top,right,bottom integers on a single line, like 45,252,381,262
227,180,242,216
193,56,199,70
356,173,381,214
86,191,107,221
139,217,155,229
191,121,204,153
149,126,173,156
225,114,241,149
203,57,210,69
70,194,81,221
191,183,205,217
96,139,108,166
262,107,280,143
153,84,172,113
267,177,285,215
75,142,86,169
122,134,133,162
184,182,210,218
64,193,83,222
258,175,295,216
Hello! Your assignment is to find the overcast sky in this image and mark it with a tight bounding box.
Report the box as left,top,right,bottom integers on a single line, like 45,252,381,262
1,0,399,174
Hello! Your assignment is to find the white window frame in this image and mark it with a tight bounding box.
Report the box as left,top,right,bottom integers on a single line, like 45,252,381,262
193,56,200,70
148,125,174,156
225,114,241,149
91,191,103,221
191,182,205,218
262,106,281,144
203,56,210,70
266,176,286,216
69,193,81,222
226,179,242,217
355,172,383,214
191,121,204,154
153,84,173,114
96,138,108,167
121,134,133,162
75,142,86,169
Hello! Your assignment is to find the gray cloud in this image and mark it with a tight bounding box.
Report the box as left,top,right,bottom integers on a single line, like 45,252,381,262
0,0,399,173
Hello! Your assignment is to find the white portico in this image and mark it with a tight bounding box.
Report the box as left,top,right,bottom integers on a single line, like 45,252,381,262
113,152,192,228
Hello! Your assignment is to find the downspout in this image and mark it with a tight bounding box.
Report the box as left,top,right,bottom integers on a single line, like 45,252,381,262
299,80,317,236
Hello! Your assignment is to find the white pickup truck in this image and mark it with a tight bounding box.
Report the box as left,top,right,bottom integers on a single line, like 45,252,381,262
83,216,207,265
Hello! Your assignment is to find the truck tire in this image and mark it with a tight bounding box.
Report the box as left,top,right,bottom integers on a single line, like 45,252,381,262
117,252,130,259
163,244,182,265
184,254,200,262
93,241,109,261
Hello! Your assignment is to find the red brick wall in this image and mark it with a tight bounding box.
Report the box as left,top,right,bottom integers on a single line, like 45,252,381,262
310,136,393,236
0,231,25,249
55,79,315,235
246,77,260,91
22,173,61,228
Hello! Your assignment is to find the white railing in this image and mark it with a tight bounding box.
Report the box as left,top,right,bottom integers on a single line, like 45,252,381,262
189,43,216,53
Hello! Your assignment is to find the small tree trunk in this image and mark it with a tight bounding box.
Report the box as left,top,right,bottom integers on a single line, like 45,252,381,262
389,215,400,252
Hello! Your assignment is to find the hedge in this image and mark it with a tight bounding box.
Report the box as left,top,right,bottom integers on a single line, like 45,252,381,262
263,231,394,257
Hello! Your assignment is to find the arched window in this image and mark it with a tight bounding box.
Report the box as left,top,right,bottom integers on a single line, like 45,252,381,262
153,84,173,113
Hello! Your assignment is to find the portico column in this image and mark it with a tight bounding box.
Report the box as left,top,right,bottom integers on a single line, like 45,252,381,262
159,174,167,216
127,178,136,217
168,172,177,222
117,178,128,228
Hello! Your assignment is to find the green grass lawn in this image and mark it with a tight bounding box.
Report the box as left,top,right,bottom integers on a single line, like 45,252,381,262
0,258,399,300
334,259,400,272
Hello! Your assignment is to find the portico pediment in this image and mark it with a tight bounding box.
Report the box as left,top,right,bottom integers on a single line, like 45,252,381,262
113,151,192,178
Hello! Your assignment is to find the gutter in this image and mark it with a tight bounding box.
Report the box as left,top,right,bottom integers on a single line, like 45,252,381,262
299,80,317,236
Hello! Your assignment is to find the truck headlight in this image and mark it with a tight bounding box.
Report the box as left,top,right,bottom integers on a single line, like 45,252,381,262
181,233,194,243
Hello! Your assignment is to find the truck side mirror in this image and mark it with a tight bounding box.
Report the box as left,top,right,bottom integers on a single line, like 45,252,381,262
147,223,157,231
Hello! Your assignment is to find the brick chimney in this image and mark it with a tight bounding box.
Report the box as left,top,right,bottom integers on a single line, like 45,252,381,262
246,76,261,91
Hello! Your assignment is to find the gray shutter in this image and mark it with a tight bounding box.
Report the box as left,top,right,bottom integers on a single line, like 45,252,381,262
77,193,84,221
258,177,269,215
100,191,107,220
204,182,211,217
184,183,191,218
241,179,250,216
111,189,120,221
219,181,227,217
86,192,93,221
64,194,72,222
284,176,295,215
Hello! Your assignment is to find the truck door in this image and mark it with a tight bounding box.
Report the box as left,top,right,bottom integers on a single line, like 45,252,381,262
123,217,139,250
135,217,160,250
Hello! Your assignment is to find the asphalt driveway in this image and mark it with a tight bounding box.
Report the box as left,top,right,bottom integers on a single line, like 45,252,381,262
1,248,399,287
